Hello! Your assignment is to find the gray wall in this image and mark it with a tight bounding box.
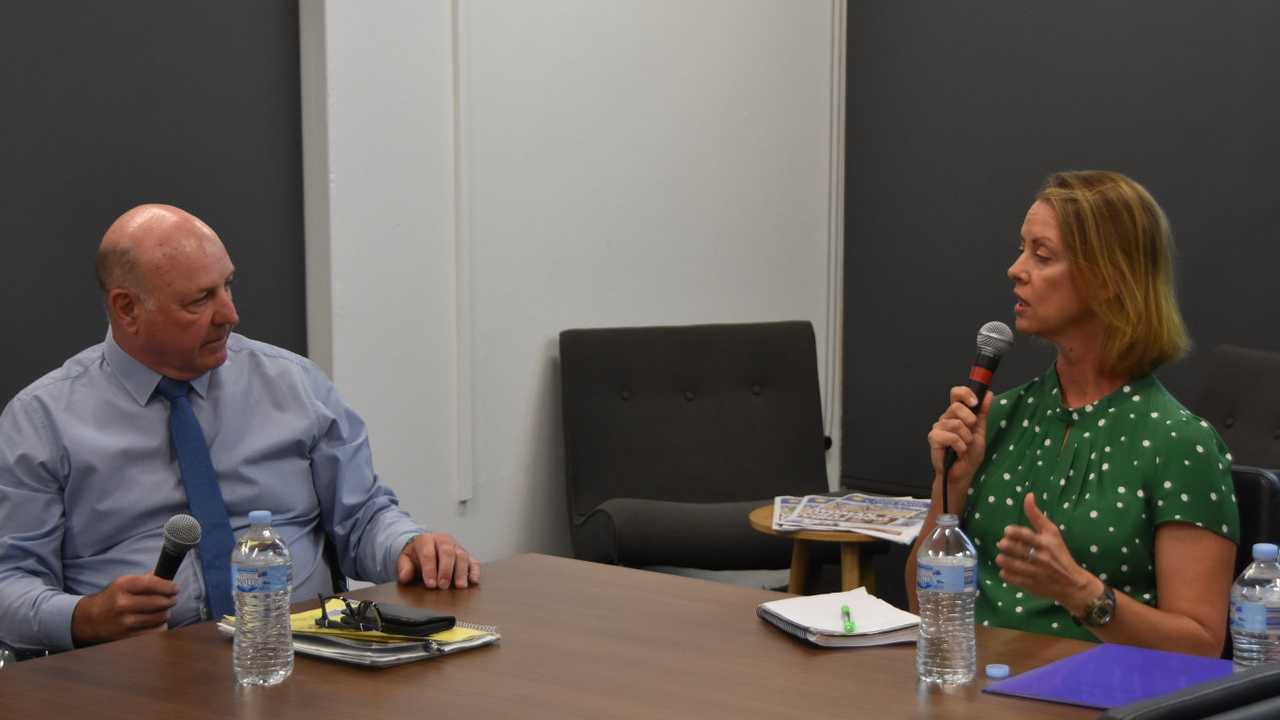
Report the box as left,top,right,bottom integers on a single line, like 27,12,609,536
0,1,306,406
842,1,1280,498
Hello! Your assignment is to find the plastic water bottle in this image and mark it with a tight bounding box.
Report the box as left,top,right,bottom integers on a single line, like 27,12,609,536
916,513,978,684
232,510,293,686
1230,542,1280,669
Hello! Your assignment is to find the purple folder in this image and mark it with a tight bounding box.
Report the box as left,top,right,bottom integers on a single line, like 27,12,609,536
983,643,1234,710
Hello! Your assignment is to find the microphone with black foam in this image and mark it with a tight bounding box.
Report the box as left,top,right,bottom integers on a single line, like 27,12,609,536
942,321,1014,513
154,513,202,580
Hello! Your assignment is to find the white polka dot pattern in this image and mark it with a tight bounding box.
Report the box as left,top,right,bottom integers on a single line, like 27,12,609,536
957,366,1237,644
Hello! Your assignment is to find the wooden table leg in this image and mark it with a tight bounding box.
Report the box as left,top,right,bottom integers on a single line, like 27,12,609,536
840,543,876,593
788,540,811,594
839,543,859,592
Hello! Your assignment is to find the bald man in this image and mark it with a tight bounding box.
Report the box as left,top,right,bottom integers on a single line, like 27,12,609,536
0,205,477,652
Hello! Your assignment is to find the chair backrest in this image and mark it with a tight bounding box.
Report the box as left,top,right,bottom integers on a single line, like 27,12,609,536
323,534,348,594
1230,466,1280,578
1192,345,1280,470
558,321,829,523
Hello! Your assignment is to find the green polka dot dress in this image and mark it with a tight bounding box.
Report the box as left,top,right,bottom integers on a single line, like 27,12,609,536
962,366,1240,642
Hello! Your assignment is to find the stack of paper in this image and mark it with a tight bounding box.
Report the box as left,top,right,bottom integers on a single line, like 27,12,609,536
218,605,500,668
772,493,930,545
757,587,919,648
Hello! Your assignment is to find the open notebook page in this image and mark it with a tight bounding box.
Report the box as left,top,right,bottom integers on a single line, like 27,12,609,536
760,587,918,636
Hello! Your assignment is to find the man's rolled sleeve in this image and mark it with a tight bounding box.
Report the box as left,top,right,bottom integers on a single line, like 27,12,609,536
16,591,81,651
0,395,76,650
303,363,424,584
381,529,424,582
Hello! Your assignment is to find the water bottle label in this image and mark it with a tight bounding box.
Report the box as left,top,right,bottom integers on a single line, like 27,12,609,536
233,564,289,593
1230,600,1280,633
917,560,976,593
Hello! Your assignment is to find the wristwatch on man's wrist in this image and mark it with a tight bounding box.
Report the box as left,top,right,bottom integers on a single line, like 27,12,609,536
1071,584,1117,627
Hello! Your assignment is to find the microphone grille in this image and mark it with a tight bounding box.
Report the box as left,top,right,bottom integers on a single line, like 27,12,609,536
976,321,1015,356
163,513,202,547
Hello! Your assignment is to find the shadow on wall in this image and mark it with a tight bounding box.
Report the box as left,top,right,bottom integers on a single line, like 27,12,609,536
529,339,573,557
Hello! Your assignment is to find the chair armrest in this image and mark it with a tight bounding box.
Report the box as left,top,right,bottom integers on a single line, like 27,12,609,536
1232,465,1280,483
1206,695,1280,720
1230,464,1280,552
571,498,793,570
1099,663,1280,720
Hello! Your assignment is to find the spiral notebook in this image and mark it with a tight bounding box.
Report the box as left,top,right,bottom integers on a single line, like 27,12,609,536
757,587,919,647
218,605,500,668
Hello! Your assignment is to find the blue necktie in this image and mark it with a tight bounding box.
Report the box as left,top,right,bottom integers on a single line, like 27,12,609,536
155,378,235,620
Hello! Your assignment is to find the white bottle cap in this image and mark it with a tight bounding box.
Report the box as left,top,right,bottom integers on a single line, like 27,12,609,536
249,510,272,526
1252,543,1278,561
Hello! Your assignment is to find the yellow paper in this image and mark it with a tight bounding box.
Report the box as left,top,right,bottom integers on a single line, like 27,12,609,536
223,607,491,644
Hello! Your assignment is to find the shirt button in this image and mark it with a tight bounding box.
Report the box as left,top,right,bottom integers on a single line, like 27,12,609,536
200,606,210,621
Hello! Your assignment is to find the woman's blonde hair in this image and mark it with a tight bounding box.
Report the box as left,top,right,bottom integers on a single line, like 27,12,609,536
1036,170,1189,379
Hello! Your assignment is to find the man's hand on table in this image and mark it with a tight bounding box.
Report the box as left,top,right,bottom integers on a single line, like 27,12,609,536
397,532,479,590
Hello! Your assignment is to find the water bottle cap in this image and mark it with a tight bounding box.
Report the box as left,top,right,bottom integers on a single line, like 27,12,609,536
935,513,960,528
985,663,1010,679
1253,543,1279,561
248,510,272,526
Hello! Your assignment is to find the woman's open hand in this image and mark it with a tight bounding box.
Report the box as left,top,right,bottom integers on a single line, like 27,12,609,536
995,493,1102,616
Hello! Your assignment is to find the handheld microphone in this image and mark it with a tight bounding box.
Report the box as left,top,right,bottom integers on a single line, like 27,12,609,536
154,514,202,580
942,321,1014,513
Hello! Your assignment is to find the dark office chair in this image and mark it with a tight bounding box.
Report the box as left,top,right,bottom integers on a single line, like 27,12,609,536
1189,344,1280,660
1190,345,1280,572
323,534,349,594
0,641,44,666
1226,466,1280,578
1100,662,1280,720
558,321,830,573
1192,345,1280,470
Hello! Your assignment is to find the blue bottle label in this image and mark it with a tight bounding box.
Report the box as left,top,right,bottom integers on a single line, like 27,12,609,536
1230,600,1276,633
233,564,290,593
917,559,977,593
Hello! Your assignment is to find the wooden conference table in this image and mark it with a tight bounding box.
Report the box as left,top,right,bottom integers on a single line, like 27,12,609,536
0,554,1097,719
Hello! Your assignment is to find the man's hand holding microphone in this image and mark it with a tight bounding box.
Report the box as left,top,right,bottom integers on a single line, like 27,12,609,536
71,514,198,647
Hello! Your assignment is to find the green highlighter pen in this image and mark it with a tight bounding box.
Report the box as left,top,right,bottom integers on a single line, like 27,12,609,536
841,604,856,634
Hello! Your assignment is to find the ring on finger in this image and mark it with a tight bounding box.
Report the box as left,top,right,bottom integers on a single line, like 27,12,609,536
1026,546,1037,563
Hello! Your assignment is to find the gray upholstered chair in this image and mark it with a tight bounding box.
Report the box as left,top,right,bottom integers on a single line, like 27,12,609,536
558,321,830,576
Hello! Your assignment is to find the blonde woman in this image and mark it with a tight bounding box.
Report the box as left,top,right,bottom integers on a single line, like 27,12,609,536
906,171,1239,656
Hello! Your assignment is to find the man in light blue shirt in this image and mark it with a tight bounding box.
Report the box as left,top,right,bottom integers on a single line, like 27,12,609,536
0,204,478,651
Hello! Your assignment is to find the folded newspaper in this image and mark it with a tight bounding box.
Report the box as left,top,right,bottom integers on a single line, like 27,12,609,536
771,493,931,545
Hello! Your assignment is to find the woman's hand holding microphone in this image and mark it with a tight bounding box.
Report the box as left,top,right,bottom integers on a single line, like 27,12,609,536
926,386,993,515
